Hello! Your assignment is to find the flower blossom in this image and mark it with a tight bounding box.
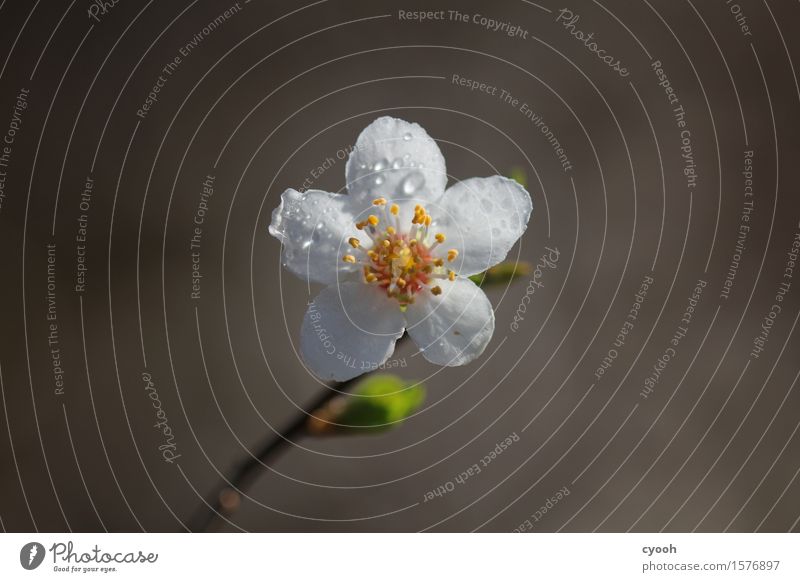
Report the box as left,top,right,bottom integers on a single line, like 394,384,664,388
269,117,532,381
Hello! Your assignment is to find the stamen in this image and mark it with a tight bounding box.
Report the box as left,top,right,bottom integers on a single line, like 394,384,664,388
367,215,379,226
447,249,459,262
365,273,377,283
435,233,446,243
433,258,444,267
390,204,399,215
431,285,442,296
372,198,387,206
448,270,456,281
386,226,396,235
397,278,407,288
348,237,360,248
343,255,357,264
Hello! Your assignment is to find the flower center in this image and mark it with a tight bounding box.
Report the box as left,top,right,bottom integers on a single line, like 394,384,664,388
342,198,459,307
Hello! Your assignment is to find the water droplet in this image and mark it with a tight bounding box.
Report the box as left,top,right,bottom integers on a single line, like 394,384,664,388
374,175,384,185
401,171,425,195
392,158,403,169
358,163,367,170
373,158,388,171
403,154,411,161
301,240,312,249
418,163,424,169
481,199,493,213
403,132,412,141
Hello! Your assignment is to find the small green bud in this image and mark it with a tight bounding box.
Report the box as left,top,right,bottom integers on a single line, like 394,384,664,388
307,374,425,435
469,260,532,287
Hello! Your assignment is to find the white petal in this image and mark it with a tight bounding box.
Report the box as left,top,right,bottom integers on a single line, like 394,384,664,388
300,283,406,381
345,116,447,204
404,278,495,367
433,177,533,276
269,188,368,285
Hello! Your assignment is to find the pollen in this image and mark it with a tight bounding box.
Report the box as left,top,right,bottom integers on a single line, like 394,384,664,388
447,249,459,262
347,201,457,306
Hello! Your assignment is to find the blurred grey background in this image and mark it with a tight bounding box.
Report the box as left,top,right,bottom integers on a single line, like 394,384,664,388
0,0,799,532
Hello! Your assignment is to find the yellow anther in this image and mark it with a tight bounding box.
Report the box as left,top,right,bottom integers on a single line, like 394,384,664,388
431,285,442,296
390,204,399,215
343,255,357,264
447,249,459,262
355,221,367,230
435,233,446,243
433,258,444,267
348,237,360,248
382,239,391,248
372,197,387,206
409,239,418,246
424,215,432,226
448,270,456,281
367,250,378,260
367,215,379,226
365,273,377,283
386,226,396,235
397,278,407,288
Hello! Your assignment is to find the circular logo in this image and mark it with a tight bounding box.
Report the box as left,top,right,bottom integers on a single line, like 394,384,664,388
19,542,45,570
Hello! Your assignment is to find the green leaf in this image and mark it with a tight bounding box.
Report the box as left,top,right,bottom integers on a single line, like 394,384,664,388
308,374,425,434
509,166,528,189
469,260,532,287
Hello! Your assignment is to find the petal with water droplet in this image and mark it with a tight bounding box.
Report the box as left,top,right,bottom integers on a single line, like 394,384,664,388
345,116,446,203
432,177,533,276
269,188,368,285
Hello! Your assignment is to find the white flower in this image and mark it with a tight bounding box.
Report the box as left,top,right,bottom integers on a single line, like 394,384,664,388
269,117,533,381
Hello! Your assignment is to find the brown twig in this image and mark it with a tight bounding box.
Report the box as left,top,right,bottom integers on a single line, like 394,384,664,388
189,337,407,532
